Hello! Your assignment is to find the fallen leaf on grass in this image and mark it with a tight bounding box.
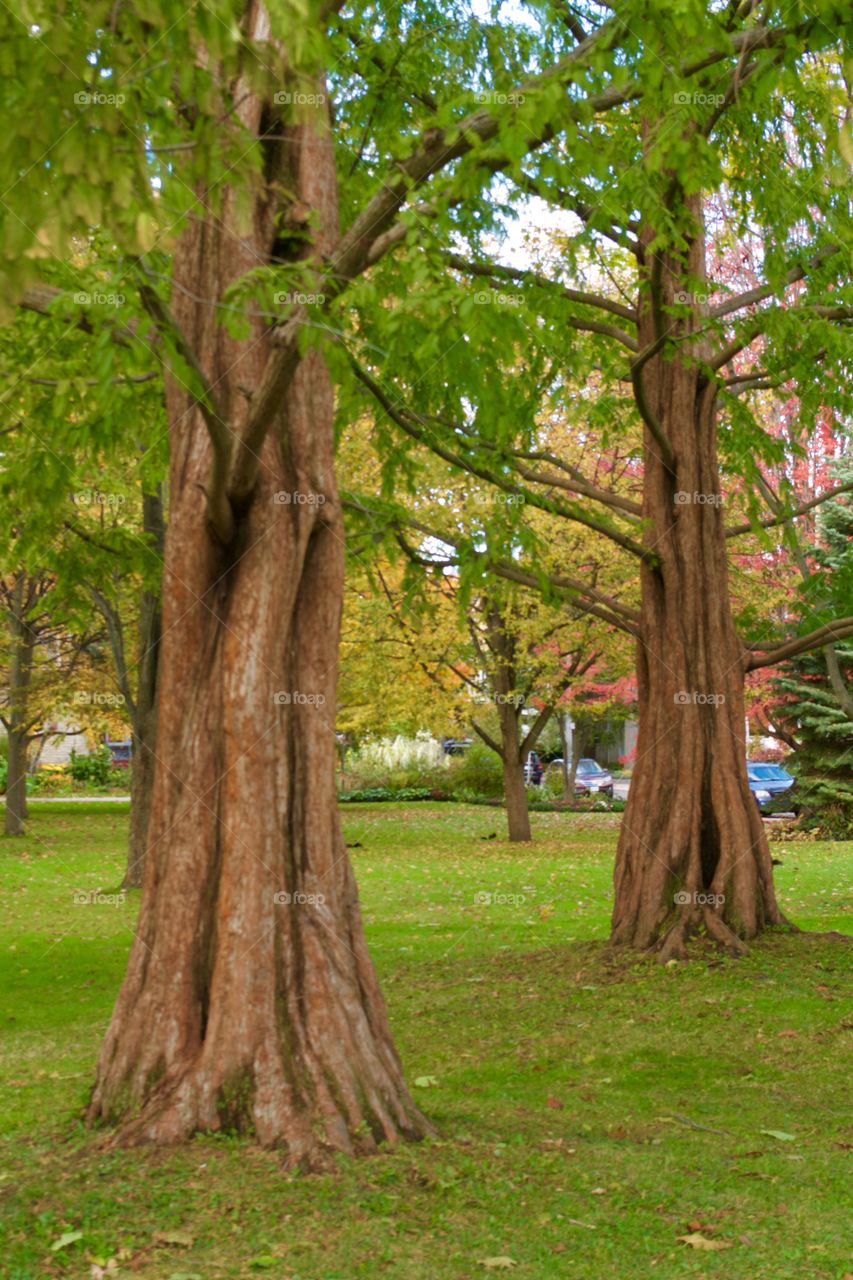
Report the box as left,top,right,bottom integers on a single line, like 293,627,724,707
50,1231,84,1252
677,1233,731,1251
478,1258,518,1270
777,1030,798,1038
590,1187,607,1195
153,1231,194,1248
413,1076,438,1088
249,1258,278,1270
545,1096,563,1110
760,1130,796,1142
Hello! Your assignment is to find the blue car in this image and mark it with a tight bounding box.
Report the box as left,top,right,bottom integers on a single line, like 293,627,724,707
747,762,798,815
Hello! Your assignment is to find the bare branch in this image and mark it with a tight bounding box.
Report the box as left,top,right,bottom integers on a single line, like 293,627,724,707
444,254,637,325
726,478,853,537
348,356,649,560
746,618,853,670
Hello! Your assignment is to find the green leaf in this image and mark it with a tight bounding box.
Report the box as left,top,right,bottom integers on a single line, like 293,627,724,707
50,1230,84,1251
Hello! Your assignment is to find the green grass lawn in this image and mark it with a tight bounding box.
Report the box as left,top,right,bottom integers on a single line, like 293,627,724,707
0,803,850,1280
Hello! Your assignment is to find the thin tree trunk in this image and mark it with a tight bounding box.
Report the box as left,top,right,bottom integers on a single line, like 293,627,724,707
123,488,164,890
502,736,532,842
559,715,571,801
611,202,785,959
4,729,29,836
566,728,583,803
4,578,35,836
87,67,429,1161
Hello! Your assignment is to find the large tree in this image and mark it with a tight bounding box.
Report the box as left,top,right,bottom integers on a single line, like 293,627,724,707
4,0,852,1157
337,7,853,956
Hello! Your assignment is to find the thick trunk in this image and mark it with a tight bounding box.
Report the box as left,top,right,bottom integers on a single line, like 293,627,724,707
122,489,163,890
611,209,785,959
87,74,428,1162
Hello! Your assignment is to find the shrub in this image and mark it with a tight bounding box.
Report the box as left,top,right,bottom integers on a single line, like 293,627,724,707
338,786,451,804
68,747,113,787
444,741,504,798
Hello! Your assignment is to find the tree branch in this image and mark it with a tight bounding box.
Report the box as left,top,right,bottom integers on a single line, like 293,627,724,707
471,719,503,757
348,356,649,560
725,479,853,537
746,618,853,670
444,254,637,325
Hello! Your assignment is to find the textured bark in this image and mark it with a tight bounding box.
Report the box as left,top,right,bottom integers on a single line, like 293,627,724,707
87,57,429,1161
611,203,786,959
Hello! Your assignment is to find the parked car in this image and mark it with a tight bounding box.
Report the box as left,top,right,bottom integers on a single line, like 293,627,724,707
442,737,472,755
105,738,132,768
546,757,614,797
747,761,799,814
524,751,544,785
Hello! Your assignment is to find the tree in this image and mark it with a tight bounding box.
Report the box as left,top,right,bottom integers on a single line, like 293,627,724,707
767,468,853,833
4,0,852,1158
341,414,632,840
0,567,101,835
338,8,853,956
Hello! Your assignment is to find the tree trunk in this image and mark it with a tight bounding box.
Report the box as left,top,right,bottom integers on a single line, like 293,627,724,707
559,715,572,802
4,577,35,836
502,738,532,842
610,205,785,960
86,73,429,1162
4,729,29,836
123,488,164,890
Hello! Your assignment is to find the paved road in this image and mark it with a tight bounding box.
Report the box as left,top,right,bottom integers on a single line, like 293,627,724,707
0,795,131,803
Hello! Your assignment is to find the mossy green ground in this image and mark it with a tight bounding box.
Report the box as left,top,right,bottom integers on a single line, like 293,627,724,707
0,802,850,1279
